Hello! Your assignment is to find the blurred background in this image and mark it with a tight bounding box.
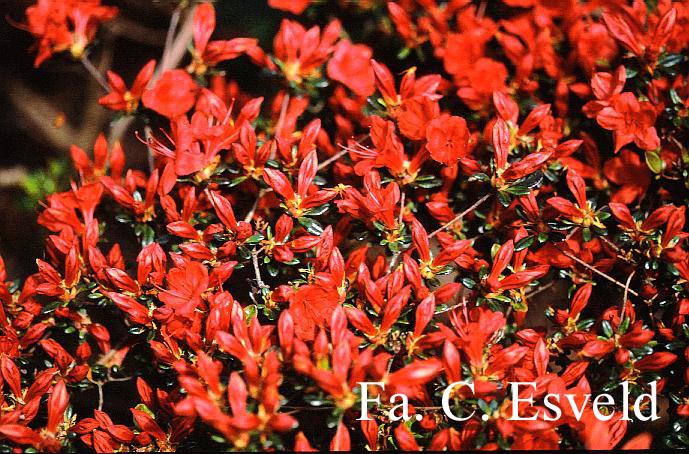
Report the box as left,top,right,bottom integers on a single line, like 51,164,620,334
0,1,282,279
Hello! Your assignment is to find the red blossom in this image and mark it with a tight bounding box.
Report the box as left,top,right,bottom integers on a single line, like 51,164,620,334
142,70,198,119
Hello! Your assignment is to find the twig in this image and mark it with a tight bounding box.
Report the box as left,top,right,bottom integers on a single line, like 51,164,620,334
554,244,639,297
103,16,167,47
477,1,487,20
96,381,104,411
155,6,196,83
525,280,555,298
620,270,636,316
251,248,268,290
4,77,80,150
317,147,350,171
565,226,579,241
244,188,267,223
80,54,110,92
0,166,28,187
163,8,181,64
429,193,491,238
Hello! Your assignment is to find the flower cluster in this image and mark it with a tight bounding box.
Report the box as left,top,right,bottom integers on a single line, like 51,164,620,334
5,0,689,451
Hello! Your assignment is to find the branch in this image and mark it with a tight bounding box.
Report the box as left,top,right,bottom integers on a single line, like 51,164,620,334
251,248,268,290
622,270,635,307
4,78,80,150
244,188,268,223
80,54,110,92
103,16,167,47
0,166,28,188
554,243,639,297
429,193,491,238
154,5,196,83
318,147,350,171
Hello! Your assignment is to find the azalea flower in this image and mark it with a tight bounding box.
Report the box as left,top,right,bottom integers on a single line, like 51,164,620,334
99,60,155,114
142,70,198,119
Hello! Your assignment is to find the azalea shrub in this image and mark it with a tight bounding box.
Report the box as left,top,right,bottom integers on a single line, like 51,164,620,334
5,0,689,451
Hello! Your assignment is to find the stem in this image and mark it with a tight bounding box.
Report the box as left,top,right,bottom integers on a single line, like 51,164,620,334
526,280,555,298
565,226,579,241
80,55,110,92
554,243,639,297
162,8,181,65
244,188,267,223
429,193,491,238
317,147,349,171
477,1,487,19
251,248,268,290
622,270,635,309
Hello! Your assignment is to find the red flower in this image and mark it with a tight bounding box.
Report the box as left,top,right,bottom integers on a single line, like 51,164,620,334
425,115,470,165
596,92,660,152
21,0,117,67
584,66,660,152
188,3,257,76
457,58,508,110
326,40,375,97
547,169,605,229
603,149,651,204
491,119,552,189
603,6,677,67
271,19,341,85
263,150,335,218
269,0,311,15
142,70,197,119
482,240,548,297
289,283,340,340
158,261,209,317
99,60,155,114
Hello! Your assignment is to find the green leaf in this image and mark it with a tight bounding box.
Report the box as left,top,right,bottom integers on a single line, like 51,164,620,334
582,227,592,242
305,204,330,216
645,150,664,174
267,262,279,277
416,178,442,189
659,53,684,68
298,217,324,235
244,305,257,323
601,320,613,338
468,172,490,182
397,46,411,59
245,233,265,245
503,184,531,196
462,277,477,289
497,191,511,207
227,176,248,188
601,379,621,392
670,88,683,106
514,235,534,251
